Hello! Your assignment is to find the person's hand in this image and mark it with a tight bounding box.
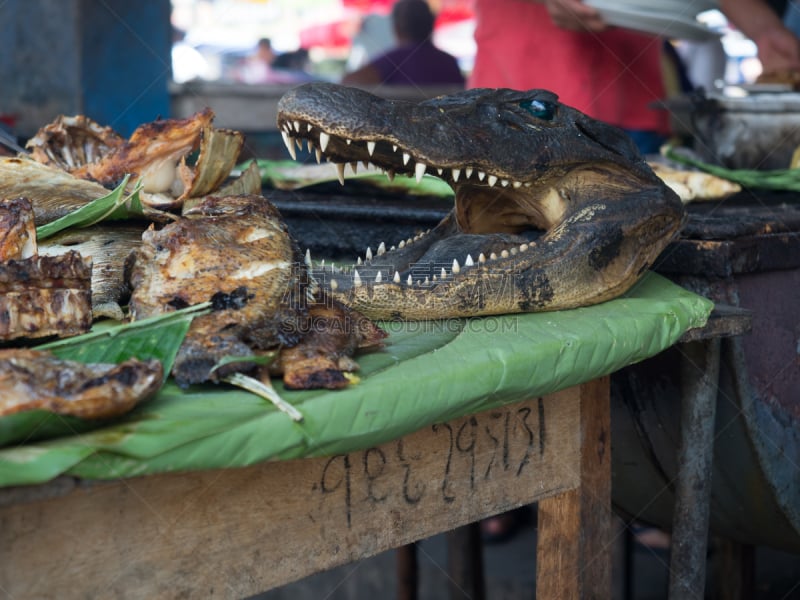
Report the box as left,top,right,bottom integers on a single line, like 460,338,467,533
752,27,800,74
543,0,607,32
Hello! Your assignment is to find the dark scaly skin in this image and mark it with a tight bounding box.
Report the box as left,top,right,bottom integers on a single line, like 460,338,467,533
277,83,686,320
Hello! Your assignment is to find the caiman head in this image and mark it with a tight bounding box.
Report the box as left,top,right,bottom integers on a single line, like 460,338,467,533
277,82,686,320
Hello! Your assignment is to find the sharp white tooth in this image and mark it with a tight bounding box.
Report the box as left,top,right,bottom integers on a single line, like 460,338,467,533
501,179,509,187
424,276,430,285
346,138,352,145
362,160,370,170
501,249,509,258
488,175,498,186
295,138,303,150
393,144,398,152
524,182,532,187
357,257,363,265
403,152,411,165
336,163,345,185
353,270,362,287
452,259,460,274
330,279,338,291
321,259,326,267
465,167,474,178
513,181,522,188
306,139,314,152
432,274,438,282
350,162,358,175
315,148,322,163
282,122,291,133
465,254,474,266
390,245,396,251
520,244,529,251
440,267,447,279
393,271,401,283
375,271,382,283
319,131,330,152
399,240,406,249
377,242,386,256
406,274,413,286
281,131,297,160
386,170,395,182
478,171,486,181
307,123,313,132
437,168,443,175
293,120,301,132
366,247,373,261
479,253,486,263
304,249,312,266
490,252,498,260
510,247,518,255
406,237,413,245
367,141,376,156
415,162,427,183
452,168,461,182
330,262,335,271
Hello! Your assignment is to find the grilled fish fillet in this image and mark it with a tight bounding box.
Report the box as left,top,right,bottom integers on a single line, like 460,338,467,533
0,197,37,260
0,250,93,341
0,197,92,341
0,157,111,226
39,223,147,320
0,349,162,418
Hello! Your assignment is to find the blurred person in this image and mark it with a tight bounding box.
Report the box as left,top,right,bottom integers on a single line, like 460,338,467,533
346,13,395,72
272,48,318,83
342,0,464,87
234,38,307,85
235,38,276,84
171,26,210,84
468,0,800,154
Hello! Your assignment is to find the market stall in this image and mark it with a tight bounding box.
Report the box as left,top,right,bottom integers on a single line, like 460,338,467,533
0,274,711,598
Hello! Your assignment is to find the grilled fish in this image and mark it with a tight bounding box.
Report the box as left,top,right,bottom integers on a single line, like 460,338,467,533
25,109,244,212
127,194,386,389
0,157,111,226
0,197,37,260
39,223,147,320
0,197,92,341
0,349,162,418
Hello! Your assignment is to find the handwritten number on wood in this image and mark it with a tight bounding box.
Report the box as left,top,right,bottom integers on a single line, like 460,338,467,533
432,423,456,503
396,439,425,504
321,453,352,528
455,417,478,490
363,447,389,503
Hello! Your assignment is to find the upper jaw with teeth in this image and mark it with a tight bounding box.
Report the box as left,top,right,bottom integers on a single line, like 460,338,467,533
278,119,531,190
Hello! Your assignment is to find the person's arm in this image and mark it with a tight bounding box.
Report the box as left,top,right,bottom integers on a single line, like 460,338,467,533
720,0,800,73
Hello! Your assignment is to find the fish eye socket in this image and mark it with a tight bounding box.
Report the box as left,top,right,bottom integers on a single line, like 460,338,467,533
519,99,555,120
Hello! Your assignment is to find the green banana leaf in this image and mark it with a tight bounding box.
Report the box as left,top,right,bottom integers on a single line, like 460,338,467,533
35,176,144,240
0,273,713,488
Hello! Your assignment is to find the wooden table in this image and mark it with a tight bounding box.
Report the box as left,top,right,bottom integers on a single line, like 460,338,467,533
0,378,611,600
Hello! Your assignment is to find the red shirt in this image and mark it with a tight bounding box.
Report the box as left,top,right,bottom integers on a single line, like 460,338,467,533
468,0,670,134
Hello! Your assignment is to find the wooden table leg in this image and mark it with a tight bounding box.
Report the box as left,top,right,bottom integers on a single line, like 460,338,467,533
446,522,486,600
397,543,418,600
668,338,721,598
536,377,612,599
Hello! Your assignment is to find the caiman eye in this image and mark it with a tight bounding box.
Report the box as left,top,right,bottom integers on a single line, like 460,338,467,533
519,99,555,120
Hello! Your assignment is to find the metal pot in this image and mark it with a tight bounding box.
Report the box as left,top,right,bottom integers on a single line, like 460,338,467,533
689,90,800,170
